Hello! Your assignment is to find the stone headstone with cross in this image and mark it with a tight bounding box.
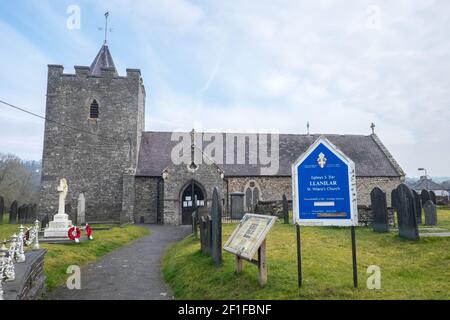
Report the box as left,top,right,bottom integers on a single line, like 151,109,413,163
423,200,437,226
371,187,389,233
396,184,419,241
282,194,289,224
9,201,18,224
211,187,222,266
0,196,4,225
412,190,422,225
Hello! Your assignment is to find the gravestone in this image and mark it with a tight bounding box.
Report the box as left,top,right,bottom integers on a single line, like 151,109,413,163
25,204,31,224
27,204,36,224
0,196,4,225
391,188,398,228
282,194,289,224
230,192,245,220
211,187,222,266
423,200,437,226
77,193,86,225
370,187,389,232
200,216,207,254
429,191,436,205
396,184,419,240
391,188,398,210
41,214,50,229
412,190,422,224
9,201,18,224
18,205,27,224
31,204,37,223
192,211,198,239
206,215,212,255
65,202,76,225
421,190,431,206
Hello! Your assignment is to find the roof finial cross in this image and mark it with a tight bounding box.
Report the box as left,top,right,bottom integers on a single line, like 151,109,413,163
370,122,376,135
307,121,310,135
98,12,112,44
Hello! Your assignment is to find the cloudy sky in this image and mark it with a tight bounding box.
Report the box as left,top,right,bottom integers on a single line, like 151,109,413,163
0,0,449,177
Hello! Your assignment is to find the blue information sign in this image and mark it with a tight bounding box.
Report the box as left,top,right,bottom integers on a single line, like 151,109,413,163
292,137,357,226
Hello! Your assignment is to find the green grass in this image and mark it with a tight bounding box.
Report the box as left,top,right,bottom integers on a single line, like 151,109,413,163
162,209,450,300
0,214,150,292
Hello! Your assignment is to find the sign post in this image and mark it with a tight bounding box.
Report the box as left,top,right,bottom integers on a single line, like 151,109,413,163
296,224,302,288
292,136,358,288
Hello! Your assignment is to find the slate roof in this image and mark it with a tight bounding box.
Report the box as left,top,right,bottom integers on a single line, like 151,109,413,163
136,132,404,178
89,44,117,76
413,178,446,191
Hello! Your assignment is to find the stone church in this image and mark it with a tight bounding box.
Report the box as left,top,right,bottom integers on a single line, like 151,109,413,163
38,43,405,225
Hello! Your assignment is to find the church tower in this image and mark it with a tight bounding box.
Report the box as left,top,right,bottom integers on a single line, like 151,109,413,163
38,43,145,223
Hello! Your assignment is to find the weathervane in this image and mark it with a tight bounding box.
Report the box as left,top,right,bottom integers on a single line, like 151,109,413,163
98,12,112,44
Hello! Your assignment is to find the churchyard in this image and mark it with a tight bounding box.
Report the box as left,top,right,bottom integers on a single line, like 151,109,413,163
0,213,149,292
162,207,450,300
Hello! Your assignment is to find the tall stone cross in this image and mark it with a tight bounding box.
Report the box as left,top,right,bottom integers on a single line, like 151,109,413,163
57,178,68,215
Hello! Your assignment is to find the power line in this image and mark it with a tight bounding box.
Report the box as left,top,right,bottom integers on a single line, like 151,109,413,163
0,100,139,170
0,99,123,144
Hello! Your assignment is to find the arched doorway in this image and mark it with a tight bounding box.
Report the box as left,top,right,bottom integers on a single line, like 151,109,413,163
181,180,206,225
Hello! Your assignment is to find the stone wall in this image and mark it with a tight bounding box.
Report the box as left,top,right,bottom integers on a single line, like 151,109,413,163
358,205,396,227
254,200,290,218
121,172,135,225
227,176,292,212
134,177,159,224
38,66,145,223
227,176,401,208
2,250,47,300
356,177,402,208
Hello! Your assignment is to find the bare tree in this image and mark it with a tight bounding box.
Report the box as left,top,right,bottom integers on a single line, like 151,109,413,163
0,153,40,208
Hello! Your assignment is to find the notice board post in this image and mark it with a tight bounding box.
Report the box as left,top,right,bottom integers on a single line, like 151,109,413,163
292,136,358,288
